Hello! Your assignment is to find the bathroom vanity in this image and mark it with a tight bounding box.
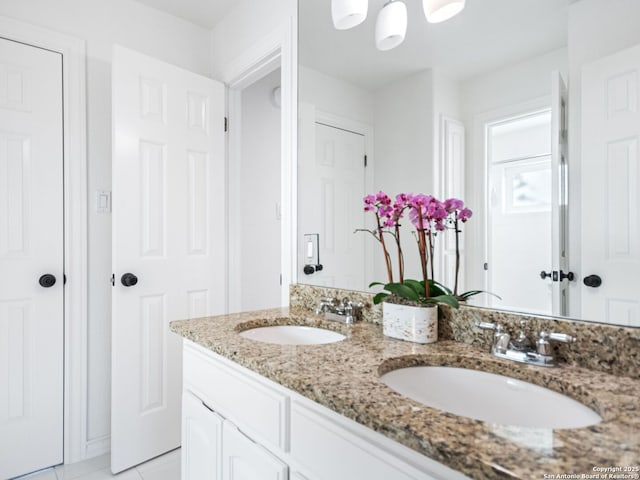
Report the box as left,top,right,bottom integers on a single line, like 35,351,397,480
170,293,640,480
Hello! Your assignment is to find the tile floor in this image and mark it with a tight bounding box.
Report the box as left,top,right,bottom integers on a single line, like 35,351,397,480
19,449,180,480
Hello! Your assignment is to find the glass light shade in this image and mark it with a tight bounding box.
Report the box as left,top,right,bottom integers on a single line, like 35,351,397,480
422,0,466,23
332,0,368,30
375,1,407,51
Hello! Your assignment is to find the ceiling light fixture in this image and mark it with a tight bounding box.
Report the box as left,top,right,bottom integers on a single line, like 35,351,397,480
331,0,466,51
331,0,369,30
375,1,407,51
423,0,466,23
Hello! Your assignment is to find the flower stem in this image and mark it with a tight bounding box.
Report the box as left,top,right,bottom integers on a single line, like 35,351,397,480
416,211,430,299
454,218,460,296
376,213,394,283
428,230,435,281
394,224,404,283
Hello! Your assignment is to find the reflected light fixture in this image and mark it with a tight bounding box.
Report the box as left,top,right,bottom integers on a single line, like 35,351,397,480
375,1,407,51
331,0,466,51
423,0,466,23
331,0,369,30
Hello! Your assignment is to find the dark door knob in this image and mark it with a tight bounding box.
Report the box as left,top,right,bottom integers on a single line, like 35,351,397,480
560,271,575,281
121,273,138,287
39,274,57,288
540,270,552,280
583,274,602,288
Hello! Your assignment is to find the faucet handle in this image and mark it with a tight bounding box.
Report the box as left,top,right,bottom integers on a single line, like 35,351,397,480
344,300,365,323
548,332,577,343
536,331,576,356
315,297,336,314
475,321,499,330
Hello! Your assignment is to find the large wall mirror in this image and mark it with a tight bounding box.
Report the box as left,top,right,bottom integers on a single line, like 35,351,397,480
297,0,640,328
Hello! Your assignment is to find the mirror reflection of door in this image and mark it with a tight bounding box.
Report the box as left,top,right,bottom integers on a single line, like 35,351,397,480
298,106,367,290
486,110,556,315
581,43,640,327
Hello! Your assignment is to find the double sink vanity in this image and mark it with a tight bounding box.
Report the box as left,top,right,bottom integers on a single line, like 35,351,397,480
170,285,640,480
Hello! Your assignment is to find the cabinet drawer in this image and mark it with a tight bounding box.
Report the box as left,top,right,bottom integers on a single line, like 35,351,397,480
183,341,289,453
291,400,445,480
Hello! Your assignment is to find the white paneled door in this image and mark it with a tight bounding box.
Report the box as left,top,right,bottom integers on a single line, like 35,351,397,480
112,46,226,473
581,43,640,326
0,38,64,478
298,120,366,290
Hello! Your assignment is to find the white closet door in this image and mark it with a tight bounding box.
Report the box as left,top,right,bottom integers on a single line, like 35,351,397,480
299,119,366,290
0,38,64,478
112,45,227,473
581,43,640,326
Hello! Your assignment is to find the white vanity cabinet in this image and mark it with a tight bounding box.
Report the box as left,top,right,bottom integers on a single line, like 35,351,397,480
181,340,470,480
181,391,223,480
222,421,288,480
181,392,288,480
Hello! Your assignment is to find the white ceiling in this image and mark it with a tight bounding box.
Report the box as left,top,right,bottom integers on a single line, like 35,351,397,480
130,0,569,91
133,0,237,29
299,0,569,90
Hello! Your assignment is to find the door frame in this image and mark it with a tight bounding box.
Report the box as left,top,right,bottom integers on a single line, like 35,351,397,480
0,16,88,464
467,96,550,305
216,18,297,310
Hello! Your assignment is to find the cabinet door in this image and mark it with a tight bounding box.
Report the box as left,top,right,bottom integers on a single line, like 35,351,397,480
182,391,223,480
223,421,288,480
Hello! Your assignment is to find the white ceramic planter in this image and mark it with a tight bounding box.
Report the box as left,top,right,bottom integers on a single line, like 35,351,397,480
382,302,438,344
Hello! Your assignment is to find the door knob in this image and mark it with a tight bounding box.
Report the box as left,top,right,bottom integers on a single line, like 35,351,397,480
39,274,57,288
539,270,552,280
121,273,138,287
583,274,602,288
560,270,575,281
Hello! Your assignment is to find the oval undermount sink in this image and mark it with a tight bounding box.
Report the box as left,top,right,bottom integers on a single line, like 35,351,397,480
380,366,602,429
239,325,346,345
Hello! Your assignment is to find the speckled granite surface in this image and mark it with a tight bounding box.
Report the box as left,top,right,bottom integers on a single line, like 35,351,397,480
290,284,640,379
170,305,640,480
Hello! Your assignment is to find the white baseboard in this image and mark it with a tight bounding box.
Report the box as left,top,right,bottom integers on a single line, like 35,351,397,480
85,435,110,460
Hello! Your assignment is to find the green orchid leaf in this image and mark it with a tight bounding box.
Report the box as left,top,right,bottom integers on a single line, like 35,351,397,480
427,282,448,297
423,295,459,309
372,292,389,305
430,280,453,295
458,290,502,300
369,281,386,288
384,282,420,302
402,279,423,295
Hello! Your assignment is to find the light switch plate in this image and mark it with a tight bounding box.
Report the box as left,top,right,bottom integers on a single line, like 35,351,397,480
304,233,319,264
96,190,111,213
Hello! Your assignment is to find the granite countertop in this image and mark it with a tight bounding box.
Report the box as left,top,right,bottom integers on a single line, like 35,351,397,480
170,306,640,480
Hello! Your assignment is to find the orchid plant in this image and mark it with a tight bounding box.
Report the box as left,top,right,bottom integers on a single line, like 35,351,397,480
360,191,484,308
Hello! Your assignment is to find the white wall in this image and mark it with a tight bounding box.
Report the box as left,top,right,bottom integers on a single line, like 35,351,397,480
239,69,282,311
0,0,211,457
373,70,435,283
567,0,640,318
210,0,295,76
460,47,568,119
299,65,374,125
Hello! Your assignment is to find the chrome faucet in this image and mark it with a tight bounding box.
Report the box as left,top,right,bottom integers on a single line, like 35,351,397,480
476,320,576,367
315,297,363,324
